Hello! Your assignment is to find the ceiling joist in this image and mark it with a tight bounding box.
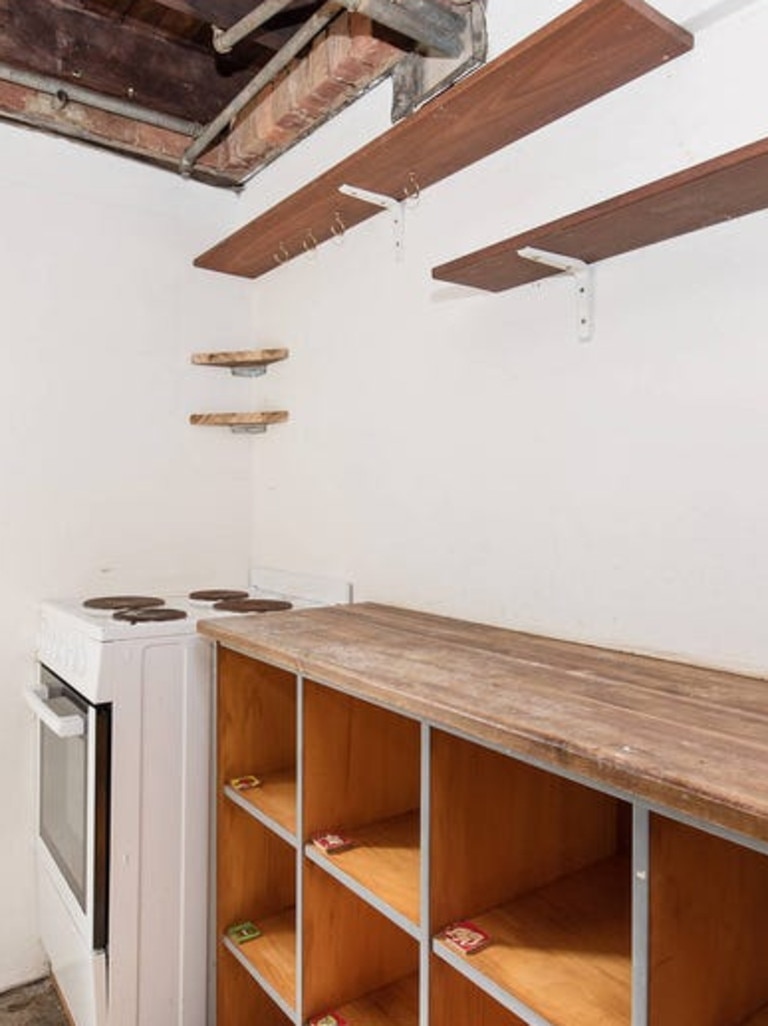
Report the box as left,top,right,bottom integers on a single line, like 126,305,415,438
148,0,319,30
0,0,262,121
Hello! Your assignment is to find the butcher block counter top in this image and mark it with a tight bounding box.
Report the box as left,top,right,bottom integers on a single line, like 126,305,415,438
199,602,768,845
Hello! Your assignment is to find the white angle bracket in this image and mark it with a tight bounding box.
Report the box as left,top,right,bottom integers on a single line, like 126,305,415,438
517,246,593,342
338,184,405,261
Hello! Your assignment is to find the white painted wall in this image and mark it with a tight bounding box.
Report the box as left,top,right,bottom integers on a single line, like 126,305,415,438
233,0,768,676
0,128,252,989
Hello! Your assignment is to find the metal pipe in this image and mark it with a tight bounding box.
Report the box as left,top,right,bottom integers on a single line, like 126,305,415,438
0,61,202,137
339,0,465,57
181,0,342,174
212,0,297,54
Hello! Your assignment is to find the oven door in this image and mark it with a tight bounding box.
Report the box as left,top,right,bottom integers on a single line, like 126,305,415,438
27,665,110,951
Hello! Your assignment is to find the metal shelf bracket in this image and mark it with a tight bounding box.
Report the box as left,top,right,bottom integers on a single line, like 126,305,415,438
230,366,267,378
230,424,267,434
518,246,593,342
339,183,405,261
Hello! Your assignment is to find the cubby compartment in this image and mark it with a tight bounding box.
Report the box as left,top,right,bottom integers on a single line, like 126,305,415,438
303,861,419,1024
649,815,768,1026
217,800,297,1018
431,957,528,1026
218,647,297,840
303,680,421,928
430,730,632,1026
217,949,295,1026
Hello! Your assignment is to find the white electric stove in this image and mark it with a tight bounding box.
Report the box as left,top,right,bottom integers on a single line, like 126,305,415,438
29,568,351,1026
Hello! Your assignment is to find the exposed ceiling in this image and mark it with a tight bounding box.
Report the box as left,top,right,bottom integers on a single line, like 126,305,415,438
0,0,477,187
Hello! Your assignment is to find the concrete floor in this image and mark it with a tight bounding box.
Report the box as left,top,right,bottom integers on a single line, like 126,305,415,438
0,978,69,1025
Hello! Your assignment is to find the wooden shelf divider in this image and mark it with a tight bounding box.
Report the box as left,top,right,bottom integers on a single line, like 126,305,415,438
193,0,691,280
433,136,768,292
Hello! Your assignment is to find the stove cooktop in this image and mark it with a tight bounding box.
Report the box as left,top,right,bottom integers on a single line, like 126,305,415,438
42,568,351,642
37,569,352,700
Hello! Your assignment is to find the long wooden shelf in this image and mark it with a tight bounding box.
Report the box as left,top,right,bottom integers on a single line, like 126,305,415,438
434,855,632,1026
194,0,691,280
307,810,421,929
223,907,297,1014
433,136,768,291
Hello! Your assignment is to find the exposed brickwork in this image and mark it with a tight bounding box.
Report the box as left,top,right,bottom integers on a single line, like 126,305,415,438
223,14,405,174
0,79,231,179
0,14,407,182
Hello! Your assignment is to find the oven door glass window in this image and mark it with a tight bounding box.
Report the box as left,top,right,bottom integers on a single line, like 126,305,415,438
40,693,88,910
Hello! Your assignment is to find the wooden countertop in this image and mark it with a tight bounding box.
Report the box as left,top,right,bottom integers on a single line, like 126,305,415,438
199,603,768,845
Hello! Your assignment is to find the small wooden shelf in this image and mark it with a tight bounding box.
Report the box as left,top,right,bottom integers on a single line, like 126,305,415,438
307,810,420,929
191,349,289,376
194,0,691,280
433,136,768,292
189,411,288,433
223,907,297,1015
435,856,631,1026
333,972,419,1026
224,767,297,842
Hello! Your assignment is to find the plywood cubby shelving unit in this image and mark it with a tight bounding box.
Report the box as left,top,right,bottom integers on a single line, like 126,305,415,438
432,136,768,292
193,0,691,281
204,603,768,1026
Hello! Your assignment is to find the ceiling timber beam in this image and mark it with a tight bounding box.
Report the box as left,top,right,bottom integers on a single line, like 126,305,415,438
0,0,260,121
148,0,316,30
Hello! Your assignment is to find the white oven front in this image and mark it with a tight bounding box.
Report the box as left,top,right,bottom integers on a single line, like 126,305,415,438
26,663,110,1026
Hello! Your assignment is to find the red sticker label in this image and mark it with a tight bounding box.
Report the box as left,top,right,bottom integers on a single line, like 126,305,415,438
440,920,491,955
311,831,355,854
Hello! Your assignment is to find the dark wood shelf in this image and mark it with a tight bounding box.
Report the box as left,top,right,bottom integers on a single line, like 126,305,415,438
433,136,768,291
194,0,691,280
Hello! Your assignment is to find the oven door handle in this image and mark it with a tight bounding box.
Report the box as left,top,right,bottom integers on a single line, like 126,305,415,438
25,687,86,738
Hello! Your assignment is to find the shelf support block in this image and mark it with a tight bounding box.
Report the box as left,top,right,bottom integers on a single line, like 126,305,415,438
338,183,405,261
518,246,593,342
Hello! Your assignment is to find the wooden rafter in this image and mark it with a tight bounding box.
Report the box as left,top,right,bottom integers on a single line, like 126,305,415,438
148,0,318,30
0,0,262,121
